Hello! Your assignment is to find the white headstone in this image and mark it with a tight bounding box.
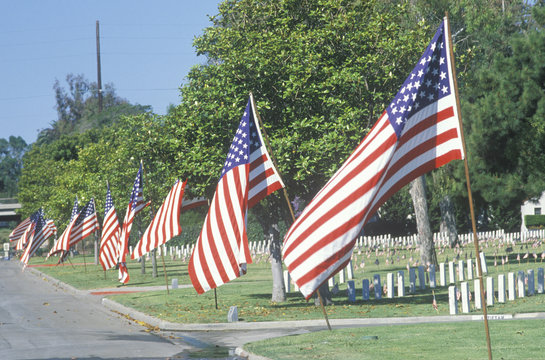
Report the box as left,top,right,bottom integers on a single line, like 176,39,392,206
283,270,291,293
171,278,178,289
527,269,535,296
418,266,426,290
449,261,456,284
339,267,346,284
386,273,394,298
486,277,494,306
517,271,525,298
461,282,470,313
508,272,516,301
458,260,465,281
474,279,482,310
429,264,436,288
449,285,458,315
409,267,416,294
227,306,238,322
346,260,354,280
498,274,506,303
328,275,336,288
479,252,488,274
467,258,473,280
538,268,544,294
397,271,405,297
439,263,446,286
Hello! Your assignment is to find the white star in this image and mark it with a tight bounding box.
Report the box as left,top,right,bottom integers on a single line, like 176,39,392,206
400,86,406,94
426,79,432,87
403,94,409,102
432,68,438,76
411,73,416,79
427,93,434,101
440,57,445,65
414,102,420,110
407,82,413,91
419,91,426,98
412,93,417,101
244,155,248,160
396,117,403,125
440,71,446,80
414,80,421,89
417,69,424,77
400,106,406,113
431,42,436,51
392,106,398,114
441,85,449,94
420,58,427,66
235,157,240,162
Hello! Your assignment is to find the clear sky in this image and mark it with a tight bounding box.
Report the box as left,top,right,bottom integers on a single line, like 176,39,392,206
1,0,221,144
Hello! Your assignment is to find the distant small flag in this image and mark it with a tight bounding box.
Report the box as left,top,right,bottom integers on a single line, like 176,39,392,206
100,184,121,271
131,180,186,259
118,163,150,284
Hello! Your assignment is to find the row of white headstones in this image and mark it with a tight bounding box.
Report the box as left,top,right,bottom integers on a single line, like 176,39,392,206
282,252,545,314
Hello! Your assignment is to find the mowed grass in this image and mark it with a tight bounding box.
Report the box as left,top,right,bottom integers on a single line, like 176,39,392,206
25,240,545,323
244,320,545,360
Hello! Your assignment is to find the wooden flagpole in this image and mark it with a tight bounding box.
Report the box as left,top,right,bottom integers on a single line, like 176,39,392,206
141,160,170,295
249,92,332,331
445,13,493,360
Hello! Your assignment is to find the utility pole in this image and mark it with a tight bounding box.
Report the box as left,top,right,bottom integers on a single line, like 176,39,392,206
96,20,103,112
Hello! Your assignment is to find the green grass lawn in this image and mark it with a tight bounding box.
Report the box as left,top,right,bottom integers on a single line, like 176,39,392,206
24,241,545,324
244,320,545,360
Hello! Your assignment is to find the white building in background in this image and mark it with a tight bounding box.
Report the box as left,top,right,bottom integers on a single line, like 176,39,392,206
521,192,545,233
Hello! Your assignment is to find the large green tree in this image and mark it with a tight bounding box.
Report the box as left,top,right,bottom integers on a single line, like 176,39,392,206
0,136,28,198
163,0,429,301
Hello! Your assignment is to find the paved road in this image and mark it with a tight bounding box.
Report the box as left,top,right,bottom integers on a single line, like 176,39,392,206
0,259,311,360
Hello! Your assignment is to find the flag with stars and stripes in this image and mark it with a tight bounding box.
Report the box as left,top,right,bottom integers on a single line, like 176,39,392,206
57,198,100,264
282,18,465,299
21,210,57,268
118,163,150,283
131,179,186,260
9,216,32,243
100,184,121,270
46,197,79,259
189,95,285,294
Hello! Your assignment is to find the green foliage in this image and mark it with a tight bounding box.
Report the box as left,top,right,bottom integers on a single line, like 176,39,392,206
524,214,545,229
0,136,28,197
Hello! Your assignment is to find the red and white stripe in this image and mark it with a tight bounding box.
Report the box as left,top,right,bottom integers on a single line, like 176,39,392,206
21,220,56,267
181,196,208,212
282,19,465,299
99,195,121,271
131,180,186,259
9,217,31,242
189,95,284,294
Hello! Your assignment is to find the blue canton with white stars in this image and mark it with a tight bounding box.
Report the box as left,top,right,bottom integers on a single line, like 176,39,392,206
105,187,114,218
130,165,143,205
221,100,261,178
70,198,79,221
386,22,451,138
75,199,95,226
31,209,46,234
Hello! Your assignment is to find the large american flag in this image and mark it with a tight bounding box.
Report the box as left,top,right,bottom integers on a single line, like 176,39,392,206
21,210,57,268
14,215,35,251
118,163,150,283
282,18,465,299
47,198,79,259
189,95,284,294
99,184,121,270
131,179,186,259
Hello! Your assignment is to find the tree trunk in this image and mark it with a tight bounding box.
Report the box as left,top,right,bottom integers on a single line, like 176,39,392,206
410,176,437,266
253,203,286,303
268,224,286,303
439,195,459,248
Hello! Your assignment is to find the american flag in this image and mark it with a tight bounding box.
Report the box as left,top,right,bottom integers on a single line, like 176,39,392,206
100,184,121,270
118,163,150,283
131,179,186,259
15,214,36,251
9,216,31,242
47,198,79,259
58,198,99,264
181,195,208,212
21,211,57,268
282,18,465,299
189,95,284,294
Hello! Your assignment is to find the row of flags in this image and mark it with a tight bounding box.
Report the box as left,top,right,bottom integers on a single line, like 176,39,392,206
10,18,465,300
